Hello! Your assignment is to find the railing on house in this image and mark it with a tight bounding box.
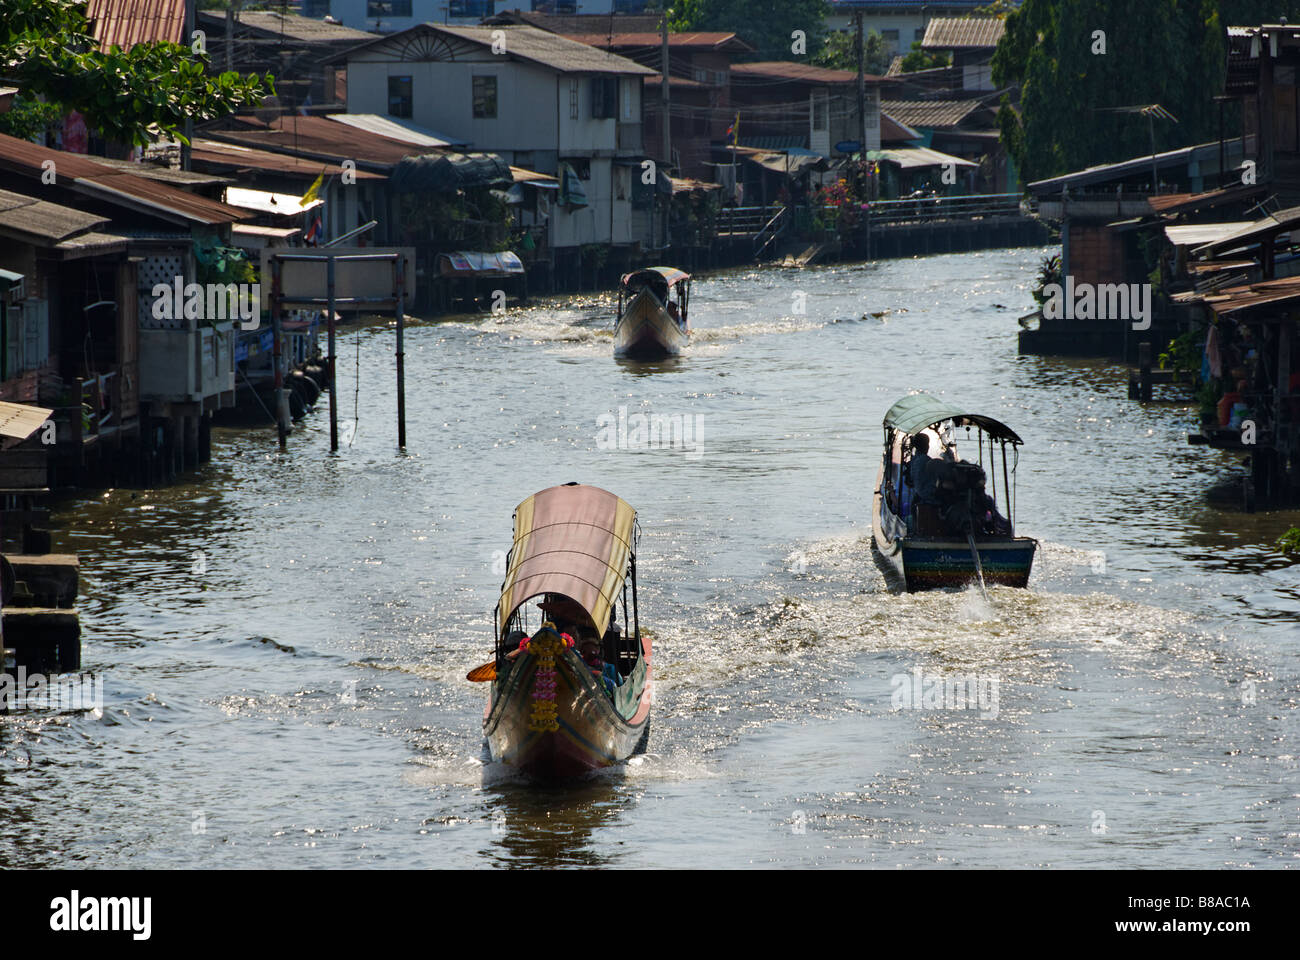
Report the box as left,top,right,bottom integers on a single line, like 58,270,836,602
858,193,1025,224
753,206,789,259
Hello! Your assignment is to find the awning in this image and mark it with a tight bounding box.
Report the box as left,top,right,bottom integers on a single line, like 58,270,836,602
437,250,525,277
868,147,979,170
224,186,322,217
746,152,827,176
1165,222,1255,248
496,484,636,639
511,166,559,188
882,393,1023,443
0,400,53,441
1192,204,1300,256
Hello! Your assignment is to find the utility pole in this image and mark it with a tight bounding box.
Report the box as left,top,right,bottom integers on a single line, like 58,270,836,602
661,13,672,172
856,11,866,158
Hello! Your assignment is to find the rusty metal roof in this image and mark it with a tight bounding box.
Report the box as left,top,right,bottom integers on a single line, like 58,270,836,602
921,17,1007,51
190,137,385,181
195,9,373,44
0,132,249,225
732,62,886,85
202,115,438,170
566,32,753,53
85,0,186,50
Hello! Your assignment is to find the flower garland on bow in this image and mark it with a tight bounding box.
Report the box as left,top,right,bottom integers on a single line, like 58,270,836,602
521,623,574,733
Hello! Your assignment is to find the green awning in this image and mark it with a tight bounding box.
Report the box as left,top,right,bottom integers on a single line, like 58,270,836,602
882,393,1024,443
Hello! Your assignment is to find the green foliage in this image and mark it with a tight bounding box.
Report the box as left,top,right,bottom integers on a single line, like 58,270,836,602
1278,526,1300,556
899,41,950,72
1031,253,1061,305
992,0,1234,184
0,93,63,140
671,0,831,61
0,0,273,146
1195,377,1222,424
815,28,892,74
1159,326,1204,377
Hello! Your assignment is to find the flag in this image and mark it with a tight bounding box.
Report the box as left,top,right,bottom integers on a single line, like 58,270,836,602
301,169,325,207
304,214,322,246
724,113,739,146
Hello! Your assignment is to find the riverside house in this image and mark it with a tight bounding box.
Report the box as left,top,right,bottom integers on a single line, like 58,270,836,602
332,23,658,286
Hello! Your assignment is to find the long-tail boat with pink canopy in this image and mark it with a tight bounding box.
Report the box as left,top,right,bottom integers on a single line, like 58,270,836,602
470,483,651,779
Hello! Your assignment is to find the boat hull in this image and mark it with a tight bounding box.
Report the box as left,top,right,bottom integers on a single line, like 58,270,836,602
484,638,651,780
873,463,1035,591
614,290,687,360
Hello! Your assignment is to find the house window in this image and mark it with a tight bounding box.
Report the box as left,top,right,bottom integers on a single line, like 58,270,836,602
388,75,412,118
302,0,330,16
449,0,493,15
591,77,618,119
914,28,925,43
368,0,411,16
569,78,579,119
882,29,900,53
621,79,633,121
473,76,498,118
811,95,828,131
567,158,591,180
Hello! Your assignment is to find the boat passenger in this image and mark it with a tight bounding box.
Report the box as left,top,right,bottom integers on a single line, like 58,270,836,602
909,433,940,504
667,300,681,327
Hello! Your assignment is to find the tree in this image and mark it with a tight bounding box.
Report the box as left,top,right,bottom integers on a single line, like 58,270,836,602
672,0,832,62
899,41,950,72
0,0,273,146
815,28,892,75
992,0,1240,184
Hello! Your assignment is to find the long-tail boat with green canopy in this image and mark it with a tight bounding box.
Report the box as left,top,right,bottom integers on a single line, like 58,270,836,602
614,266,690,360
873,393,1037,591
470,483,651,779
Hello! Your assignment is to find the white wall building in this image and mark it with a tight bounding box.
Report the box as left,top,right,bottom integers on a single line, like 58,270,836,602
340,23,656,249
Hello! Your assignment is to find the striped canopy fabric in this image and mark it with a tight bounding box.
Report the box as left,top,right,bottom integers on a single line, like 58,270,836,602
496,484,636,639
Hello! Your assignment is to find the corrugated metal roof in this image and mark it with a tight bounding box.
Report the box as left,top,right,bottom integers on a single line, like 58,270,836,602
326,114,469,149
881,112,921,143
434,25,658,76
921,16,1006,50
1164,222,1254,247
85,0,186,50
0,132,249,225
195,9,373,43
732,62,882,85
880,99,982,128
1028,138,1245,194
566,32,753,53
224,187,322,217
0,188,110,244
190,138,386,181
873,146,979,169
86,155,230,187
203,115,432,169
341,24,656,76
1192,205,1300,256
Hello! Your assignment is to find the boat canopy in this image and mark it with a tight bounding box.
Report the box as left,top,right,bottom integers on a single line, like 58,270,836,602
621,266,690,292
496,484,636,639
882,393,1024,444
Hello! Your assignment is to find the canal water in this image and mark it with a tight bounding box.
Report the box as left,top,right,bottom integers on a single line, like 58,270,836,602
3,247,1297,868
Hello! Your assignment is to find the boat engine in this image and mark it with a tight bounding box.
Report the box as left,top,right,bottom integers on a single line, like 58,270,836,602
932,460,987,535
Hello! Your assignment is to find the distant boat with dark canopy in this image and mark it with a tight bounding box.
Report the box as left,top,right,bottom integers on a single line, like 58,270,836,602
471,483,651,779
613,266,690,360
872,394,1037,591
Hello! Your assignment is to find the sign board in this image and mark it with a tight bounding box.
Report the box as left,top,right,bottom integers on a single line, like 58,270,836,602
260,247,416,310
834,140,861,154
